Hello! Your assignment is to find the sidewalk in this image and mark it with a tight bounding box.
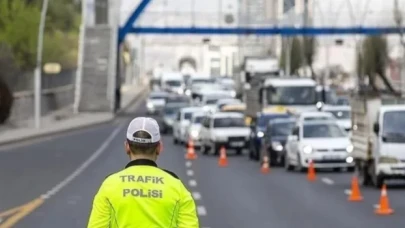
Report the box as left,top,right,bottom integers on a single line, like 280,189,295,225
0,84,148,145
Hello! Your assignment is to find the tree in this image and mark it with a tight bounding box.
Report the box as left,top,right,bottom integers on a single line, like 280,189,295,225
280,37,303,75
358,35,400,96
0,43,15,123
0,0,41,69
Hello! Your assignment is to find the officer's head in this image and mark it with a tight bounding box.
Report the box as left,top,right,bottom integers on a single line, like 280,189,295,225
125,117,162,160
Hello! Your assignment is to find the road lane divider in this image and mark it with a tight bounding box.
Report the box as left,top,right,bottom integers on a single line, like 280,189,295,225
260,154,270,174
185,139,197,160
185,161,192,167
321,177,334,185
344,189,352,195
186,170,194,176
192,192,202,200
0,198,44,228
189,179,197,187
197,206,207,216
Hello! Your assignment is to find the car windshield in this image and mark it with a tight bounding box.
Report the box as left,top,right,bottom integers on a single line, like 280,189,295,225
326,110,350,119
303,123,347,138
266,86,316,105
258,115,290,127
271,122,295,136
193,79,214,84
166,97,189,104
193,116,204,124
336,97,350,105
184,112,193,120
164,107,181,115
382,111,405,143
316,90,338,104
213,117,245,128
304,116,333,121
206,99,219,104
165,80,182,86
149,95,167,100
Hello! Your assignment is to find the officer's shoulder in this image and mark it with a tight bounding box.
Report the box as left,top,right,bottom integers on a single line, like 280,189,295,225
103,170,122,181
161,168,179,180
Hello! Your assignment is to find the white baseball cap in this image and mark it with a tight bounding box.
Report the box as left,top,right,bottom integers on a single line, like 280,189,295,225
126,117,161,143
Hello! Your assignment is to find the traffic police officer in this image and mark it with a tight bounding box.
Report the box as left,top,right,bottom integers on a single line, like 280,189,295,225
88,117,199,227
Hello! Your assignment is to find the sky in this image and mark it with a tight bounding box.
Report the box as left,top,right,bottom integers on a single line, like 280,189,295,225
119,0,239,26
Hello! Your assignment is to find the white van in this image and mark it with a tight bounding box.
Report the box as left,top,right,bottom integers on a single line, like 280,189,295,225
161,73,184,94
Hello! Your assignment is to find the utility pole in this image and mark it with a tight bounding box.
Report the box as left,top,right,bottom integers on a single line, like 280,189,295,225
34,0,50,129
302,0,309,73
74,0,88,114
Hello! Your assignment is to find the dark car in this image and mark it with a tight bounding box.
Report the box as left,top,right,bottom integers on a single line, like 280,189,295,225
263,118,296,166
248,112,292,161
165,95,191,105
161,102,189,134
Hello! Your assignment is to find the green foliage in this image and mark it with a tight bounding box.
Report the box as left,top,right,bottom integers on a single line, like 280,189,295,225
358,35,400,95
0,0,79,70
0,0,41,69
280,37,303,75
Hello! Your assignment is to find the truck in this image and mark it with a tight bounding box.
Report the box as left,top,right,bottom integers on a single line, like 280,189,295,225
351,92,405,188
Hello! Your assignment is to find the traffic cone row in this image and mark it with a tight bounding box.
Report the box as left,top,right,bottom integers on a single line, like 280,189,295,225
307,160,316,181
218,146,228,167
185,139,197,160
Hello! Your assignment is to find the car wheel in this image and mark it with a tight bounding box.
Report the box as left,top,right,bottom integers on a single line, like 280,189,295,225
173,137,178,144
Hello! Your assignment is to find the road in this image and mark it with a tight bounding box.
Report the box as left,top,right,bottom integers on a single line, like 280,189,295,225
1,97,405,228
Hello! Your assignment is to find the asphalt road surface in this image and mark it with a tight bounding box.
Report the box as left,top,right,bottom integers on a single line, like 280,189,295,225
1,98,405,228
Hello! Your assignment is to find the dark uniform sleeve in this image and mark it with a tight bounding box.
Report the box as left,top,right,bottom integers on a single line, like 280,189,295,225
177,182,200,228
87,180,112,228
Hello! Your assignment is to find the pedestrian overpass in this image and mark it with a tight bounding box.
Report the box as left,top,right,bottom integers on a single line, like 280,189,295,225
76,0,405,113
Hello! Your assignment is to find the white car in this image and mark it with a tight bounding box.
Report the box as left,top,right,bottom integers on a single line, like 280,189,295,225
322,105,351,131
184,112,207,148
173,107,203,144
284,120,354,171
296,111,336,123
199,112,251,155
199,91,233,112
146,91,168,114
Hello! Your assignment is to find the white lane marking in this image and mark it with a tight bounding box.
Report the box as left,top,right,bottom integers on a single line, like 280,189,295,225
192,192,202,200
321,177,334,185
41,124,124,199
189,179,197,187
374,204,380,209
344,189,352,195
185,161,192,167
186,170,194,176
197,206,207,216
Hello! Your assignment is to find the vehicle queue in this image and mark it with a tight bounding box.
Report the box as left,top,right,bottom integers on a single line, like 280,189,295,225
146,73,356,177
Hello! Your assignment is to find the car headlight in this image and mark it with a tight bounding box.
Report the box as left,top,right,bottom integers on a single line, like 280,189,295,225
177,88,184,94
147,103,154,109
257,131,264,138
191,130,199,138
302,145,313,154
230,91,236,97
185,90,191,96
271,141,283,151
379,156,399,164
346,144,354,153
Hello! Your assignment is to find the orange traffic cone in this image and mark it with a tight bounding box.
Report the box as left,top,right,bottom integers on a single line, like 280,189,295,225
261,155,270,174
218,146,228,167
375,184,394,215
307,160,316,181
185,139,197,160
348,175,363,201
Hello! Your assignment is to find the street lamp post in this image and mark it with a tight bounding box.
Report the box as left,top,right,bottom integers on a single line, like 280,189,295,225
34,0,50,129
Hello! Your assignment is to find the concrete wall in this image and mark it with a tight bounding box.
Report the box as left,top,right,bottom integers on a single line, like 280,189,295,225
10,85,74,122
78,26,114,112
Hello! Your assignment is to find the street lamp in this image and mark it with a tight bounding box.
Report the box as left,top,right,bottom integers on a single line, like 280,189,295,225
34,0,49,129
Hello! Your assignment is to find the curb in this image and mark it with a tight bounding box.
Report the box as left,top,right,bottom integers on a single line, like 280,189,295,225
0,87,148,147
